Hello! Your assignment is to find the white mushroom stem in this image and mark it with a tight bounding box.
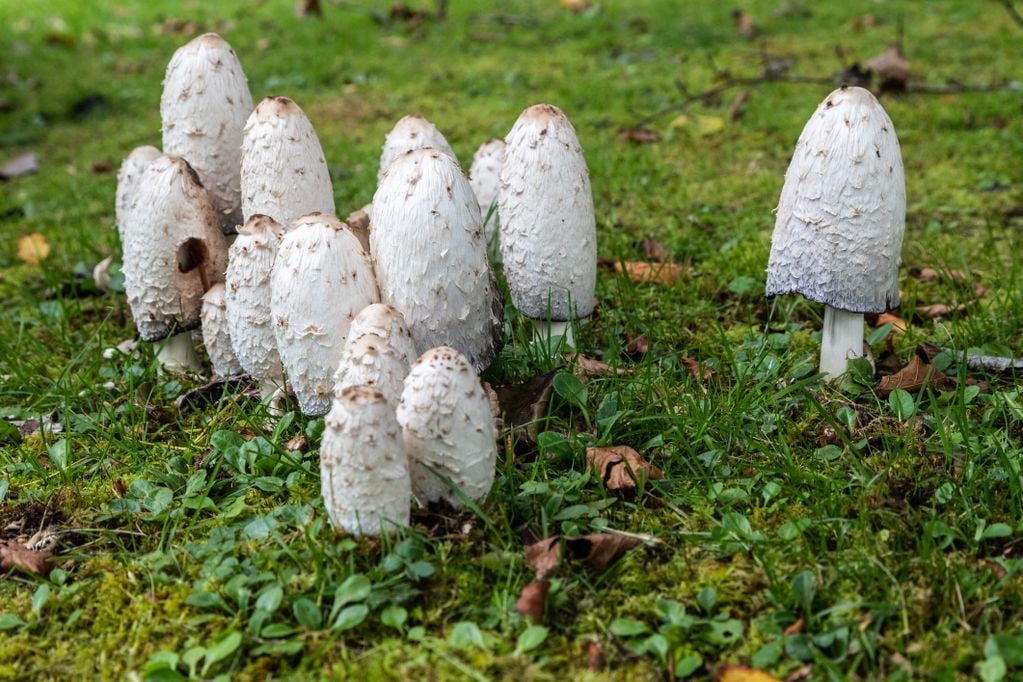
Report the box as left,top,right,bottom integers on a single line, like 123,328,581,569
531,319,574,348
820,306,864,380
156,332,200,373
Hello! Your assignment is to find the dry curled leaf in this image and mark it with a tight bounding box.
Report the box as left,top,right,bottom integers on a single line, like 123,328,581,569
619,128,661,144
17,233,50,265
719,664,781,682
516,579,549,623
295,0,322,17
681,357,714,382
615,260,685,286
0,540,52,576
864,44,909,91
625,333,649,357
587,639,604,670
283,434,308,453
873,312,907,334
784,618,804,636
494,372,557,445
916,303,967,319
565,533,641,571
876,347,951,396
640,236,669,262
569,353,627,379
586,445,664,491
524,536,561,580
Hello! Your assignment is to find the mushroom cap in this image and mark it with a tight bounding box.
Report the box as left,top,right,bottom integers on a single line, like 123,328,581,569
122,154,228,342
270,212,379,415
378,114,458,182
499,103,596,320
161,33,253,234
225,214,285,383
370,148,503,372
241,96,335,226
396,346,497,507
347,303,418,368
468,138,505,242
321,385,411,536
332,332,411,408
115,145,161,243
201,282,244,377
766,86,905,313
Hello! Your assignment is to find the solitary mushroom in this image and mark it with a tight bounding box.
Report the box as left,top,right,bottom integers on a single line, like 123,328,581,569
121,154,228,372
161,33,253,234
397,346,497,508
378,114,457,182
321,385,411,536
468,139,505,248
766,86,905,380
499,104,596,345
371,148,503,372
115,145,161,243
240,97,335,226
270,213,379,415
200,283,243,377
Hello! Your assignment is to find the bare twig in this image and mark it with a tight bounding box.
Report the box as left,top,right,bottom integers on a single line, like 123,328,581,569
1000,0,1023,29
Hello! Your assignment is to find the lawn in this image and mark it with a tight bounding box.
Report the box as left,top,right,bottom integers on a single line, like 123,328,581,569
1,0,1023,679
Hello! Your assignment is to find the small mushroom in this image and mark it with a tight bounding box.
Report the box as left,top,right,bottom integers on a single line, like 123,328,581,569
271,213,379,415
225,214,286,405
468,138,505,250
200,283,243,377
371,148,503,372
345,203,374,255
161,33,253,234
333,333,410,409
321,385,411,536
766,86,906,380
397,346,498,508
346,303,418,368
115,145,161,243
121,155,228,372
241,96,335,226
499,104,596,346
378,114,457,182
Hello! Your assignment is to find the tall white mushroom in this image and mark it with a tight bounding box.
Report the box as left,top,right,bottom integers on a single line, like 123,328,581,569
378,114,457,182
499,104,596,346
115,145,161,243
225,214,286,404
122,154,228,371
371,148,503,372
240,96,335,226
161,33,253,234
321,385,411,536
397,346,498,508
271,213,379,415
468,139,505,247
200,283,243,377
766,86,906,380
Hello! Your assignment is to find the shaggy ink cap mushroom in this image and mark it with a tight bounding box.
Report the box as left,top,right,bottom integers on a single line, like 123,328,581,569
321,385,411,536
161,33,253,234
271,212,379,416
115,146,161,243
332,333,411,409
468,139,505,250
200,283,244,377
346,303,418,368
499,104,596,342
766,86,905,379
370,148,503,372
378,114,458,182
397,346,498,508
241,96,335,227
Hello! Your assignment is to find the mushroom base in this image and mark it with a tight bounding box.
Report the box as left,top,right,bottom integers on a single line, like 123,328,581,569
530,317,586,348
820,306,864,381
155,332,200,374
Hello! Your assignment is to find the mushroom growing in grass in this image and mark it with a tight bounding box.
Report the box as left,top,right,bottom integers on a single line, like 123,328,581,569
371,148,503,372
241,97,335,226
346,303,418,368
225,214,286,405
397,346,497,508
333,333,411,409
161,33,253,234
766,86,905,380
378,114,457,182
271,213,379,415
200,283,243,377
321,385,411,536
121,155,228,372
115,146,161,243
499,104,596,346
468,139,505,248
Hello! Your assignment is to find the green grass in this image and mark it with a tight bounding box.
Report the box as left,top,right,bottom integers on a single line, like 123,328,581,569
2,0,1023,679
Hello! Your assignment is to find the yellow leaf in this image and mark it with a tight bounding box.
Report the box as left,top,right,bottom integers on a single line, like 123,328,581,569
667,114,726,136
17,233,50,265
719,664,781,682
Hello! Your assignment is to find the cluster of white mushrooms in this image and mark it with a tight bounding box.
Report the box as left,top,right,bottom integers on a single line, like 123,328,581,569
114,34,599,535
115,32,907,534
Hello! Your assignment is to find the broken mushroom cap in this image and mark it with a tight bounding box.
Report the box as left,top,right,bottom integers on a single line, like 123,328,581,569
270,212,379,415
499,103,596,322
332,332,411,409
396,346,498,508
468,138,505,242
115,145,161,243
200,282,244,377
240,96,335,226
378,114,458,182
161,33,253,234
321,385,411,536
346,303,418,368
766,85,905,313
370,148,503,372
121,154,228,343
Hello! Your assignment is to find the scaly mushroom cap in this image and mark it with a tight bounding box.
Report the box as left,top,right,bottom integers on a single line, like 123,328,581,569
499,103,596,321
241,96,335,226
332,332,411,408
115,145,161,243
321,385,411,536
378,114,457,182
200,282,243,377
347,303,418,367
766,86,905,313
226,214,285,383
161,33,253,234
122,154,228,342
468,138,505,239
397,346,497,507
271,212,379,415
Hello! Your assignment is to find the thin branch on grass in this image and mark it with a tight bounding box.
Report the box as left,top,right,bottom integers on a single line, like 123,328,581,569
999,0,1023,29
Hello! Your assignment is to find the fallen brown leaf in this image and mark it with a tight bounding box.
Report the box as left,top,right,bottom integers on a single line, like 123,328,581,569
516,579,549,622
494,371,557,445
876,347,952,396
586,445,664,491
295,0,322,17
0,539,52,576
913,266,938,282
619,128,661,144
719,664,781,682
284,434,308,453
17,233,50,265
681,357,714,382
874,312,907,334
587,639,604,670
174,376,255,411
615,260,685,286
783,618,804,636
916,303,967,319
0,151,39,179
864,44,909,91
524,536,561,580
625,333,649,357
564,533,641,571
569,353,627,379
640,236,669,262
784,664,814,682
